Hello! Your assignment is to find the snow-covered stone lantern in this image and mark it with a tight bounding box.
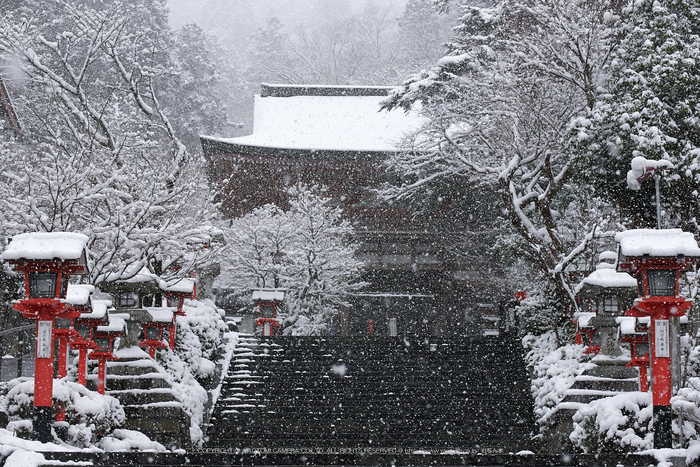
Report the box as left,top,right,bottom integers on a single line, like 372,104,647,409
616,228,700,448
89,315,126,394
1,232,89,443
576,251,638,358
160,277,195,350
253,289,284,337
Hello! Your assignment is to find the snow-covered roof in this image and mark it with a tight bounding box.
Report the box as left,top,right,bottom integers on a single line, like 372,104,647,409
616,229,700,257
206,84,426,152
1,232,88,262
159,278,195,294
616,316,638,335
97,315,126,333
81,299,111,320
146,307,174,323
66,284,95,306
252,290,285,302
575,312,596,328
122,267,160,284
576,266,637,294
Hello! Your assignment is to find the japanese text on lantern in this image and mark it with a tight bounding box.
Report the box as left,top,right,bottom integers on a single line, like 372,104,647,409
36,320,52,359
655,319,670,358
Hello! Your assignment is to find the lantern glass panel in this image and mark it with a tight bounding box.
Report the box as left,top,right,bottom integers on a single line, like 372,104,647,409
59,274,69,299
95,337,110,352
76,324,91,340
145,327,160,340
167,296,180,308
603,296,619,313
261,305,274,318
637,273,644,296
29,272,57,298
647,269,676,296
118,292,138,308
55,318,72,329
636,342,649,358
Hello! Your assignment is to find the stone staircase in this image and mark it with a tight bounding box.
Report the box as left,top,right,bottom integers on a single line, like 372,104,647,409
86,346,191,449
205,335,535,452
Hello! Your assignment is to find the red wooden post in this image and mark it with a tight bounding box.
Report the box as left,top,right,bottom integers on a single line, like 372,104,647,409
161,279,195,350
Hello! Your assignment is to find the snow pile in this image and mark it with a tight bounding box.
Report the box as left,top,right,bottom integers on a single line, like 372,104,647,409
98,429,166,451
569,391,652,453
0,378,124,447
523,331,594,428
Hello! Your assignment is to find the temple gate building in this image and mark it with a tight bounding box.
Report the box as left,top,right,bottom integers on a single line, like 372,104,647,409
201,84,507,336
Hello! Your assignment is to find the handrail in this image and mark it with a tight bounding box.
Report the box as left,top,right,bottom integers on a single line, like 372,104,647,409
0,324,33,337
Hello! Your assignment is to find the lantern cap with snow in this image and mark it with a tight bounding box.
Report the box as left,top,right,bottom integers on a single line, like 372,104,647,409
576,251,638,314
1,232,89,301
160,277,195,312
616,229,700,298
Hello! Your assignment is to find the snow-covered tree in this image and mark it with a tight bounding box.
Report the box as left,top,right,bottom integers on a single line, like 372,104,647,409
0,0,224,284
382,0,623,326
218,185,365,335
569,0,700,232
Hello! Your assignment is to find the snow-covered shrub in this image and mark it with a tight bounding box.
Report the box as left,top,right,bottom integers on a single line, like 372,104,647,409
175,298,227,383
523,331,594,430
672,377,700,449
569,392,652,453
0,378,124,446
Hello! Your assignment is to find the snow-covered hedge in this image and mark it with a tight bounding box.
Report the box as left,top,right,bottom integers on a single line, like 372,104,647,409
569,391,652,453
157,298,227,444
0,378,124,447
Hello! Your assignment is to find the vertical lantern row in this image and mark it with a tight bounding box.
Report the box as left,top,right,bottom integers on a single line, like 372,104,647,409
1,232,90,443
615,229,700,449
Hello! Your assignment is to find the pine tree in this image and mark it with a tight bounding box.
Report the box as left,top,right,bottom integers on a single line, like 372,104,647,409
570,0,700,231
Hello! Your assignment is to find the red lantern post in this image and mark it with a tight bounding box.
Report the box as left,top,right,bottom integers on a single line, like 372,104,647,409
89,316,125,394
160,278,195,350
1,232,89,443
616,229,700,448
252,290,284,337
139,308,174,358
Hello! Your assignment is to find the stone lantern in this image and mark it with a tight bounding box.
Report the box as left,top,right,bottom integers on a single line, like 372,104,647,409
0,232,89,442
576,251,638,358
253,289,284,337
616,228,700,448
